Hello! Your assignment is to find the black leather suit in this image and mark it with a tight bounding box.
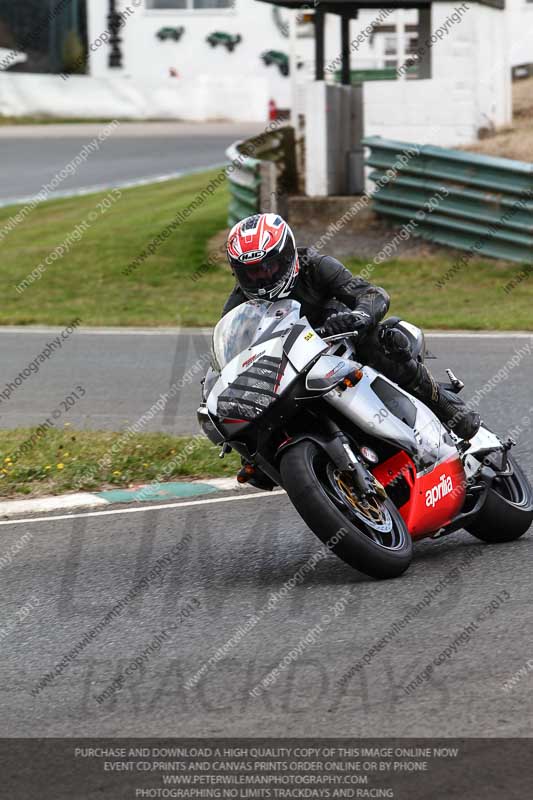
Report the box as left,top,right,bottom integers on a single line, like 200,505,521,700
222,246,417,388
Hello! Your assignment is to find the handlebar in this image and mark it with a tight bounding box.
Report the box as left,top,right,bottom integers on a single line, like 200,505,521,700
315,328,360,343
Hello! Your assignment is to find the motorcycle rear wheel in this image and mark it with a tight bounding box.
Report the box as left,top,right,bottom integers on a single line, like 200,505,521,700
466,455,533,543
280,441,412,580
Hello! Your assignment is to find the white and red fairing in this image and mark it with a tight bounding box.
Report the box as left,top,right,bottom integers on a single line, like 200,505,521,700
321,366,468,538
204,299,502,539
207,299,327,430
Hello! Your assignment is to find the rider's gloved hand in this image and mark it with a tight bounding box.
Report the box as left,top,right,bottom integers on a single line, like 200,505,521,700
322,310,372,337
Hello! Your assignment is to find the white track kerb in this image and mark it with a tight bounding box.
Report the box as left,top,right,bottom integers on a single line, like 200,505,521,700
0,478,253,521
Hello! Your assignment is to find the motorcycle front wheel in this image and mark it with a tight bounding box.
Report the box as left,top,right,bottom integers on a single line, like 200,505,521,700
280,441,412,580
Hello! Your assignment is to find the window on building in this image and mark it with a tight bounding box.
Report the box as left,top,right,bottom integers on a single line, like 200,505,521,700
383,35,397,68
145,0,233,8
375,26,421,75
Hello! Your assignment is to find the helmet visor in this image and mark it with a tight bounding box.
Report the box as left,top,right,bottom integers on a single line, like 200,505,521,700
231,238,296,295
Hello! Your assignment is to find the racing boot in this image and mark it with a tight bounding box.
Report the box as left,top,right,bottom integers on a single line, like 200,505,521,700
404,361,481,441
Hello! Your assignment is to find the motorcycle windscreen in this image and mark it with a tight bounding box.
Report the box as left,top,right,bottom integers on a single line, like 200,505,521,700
211,299,301,423
212,299,301,372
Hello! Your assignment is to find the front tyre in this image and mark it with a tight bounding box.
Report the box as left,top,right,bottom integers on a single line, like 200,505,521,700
280,441,412,580
467,455,533,543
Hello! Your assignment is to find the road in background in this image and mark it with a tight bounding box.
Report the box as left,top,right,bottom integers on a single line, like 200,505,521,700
0,330,531,440
0,121,263,205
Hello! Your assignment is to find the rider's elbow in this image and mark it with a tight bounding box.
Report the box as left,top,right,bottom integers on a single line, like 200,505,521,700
375,285,391,313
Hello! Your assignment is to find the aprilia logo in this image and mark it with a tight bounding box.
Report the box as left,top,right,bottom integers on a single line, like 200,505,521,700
426,474,454,508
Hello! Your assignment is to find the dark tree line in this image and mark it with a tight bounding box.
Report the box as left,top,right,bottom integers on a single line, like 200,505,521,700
0,0,87,73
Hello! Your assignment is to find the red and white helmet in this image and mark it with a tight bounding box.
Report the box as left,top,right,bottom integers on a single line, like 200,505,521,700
227,213,300,301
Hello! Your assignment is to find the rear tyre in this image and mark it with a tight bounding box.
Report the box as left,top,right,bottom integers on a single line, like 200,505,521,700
467,456,533,543
280,441,412,580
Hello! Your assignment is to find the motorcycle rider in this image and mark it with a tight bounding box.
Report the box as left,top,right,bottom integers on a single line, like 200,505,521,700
223,213,480,487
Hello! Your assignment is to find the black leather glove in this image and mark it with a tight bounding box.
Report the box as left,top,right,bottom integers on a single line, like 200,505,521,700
322,310,372,337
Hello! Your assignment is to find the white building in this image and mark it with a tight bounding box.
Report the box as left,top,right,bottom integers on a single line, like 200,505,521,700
1,0,529,146
84,0,519,144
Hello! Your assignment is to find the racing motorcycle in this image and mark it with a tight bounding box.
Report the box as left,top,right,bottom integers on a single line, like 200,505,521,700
197,299,533,579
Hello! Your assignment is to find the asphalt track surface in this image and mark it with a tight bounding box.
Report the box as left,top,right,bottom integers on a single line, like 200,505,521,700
0,121,262,205
1,331,533,744
0,326,214,434
1,328,533,437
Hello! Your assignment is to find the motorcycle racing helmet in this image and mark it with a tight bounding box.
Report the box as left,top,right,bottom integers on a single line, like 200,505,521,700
226,213,300,301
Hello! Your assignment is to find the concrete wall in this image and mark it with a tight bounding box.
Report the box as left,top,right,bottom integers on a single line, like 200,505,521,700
0,72,271,121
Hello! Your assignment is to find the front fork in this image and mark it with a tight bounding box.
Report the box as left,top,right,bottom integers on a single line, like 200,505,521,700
313,418,384,500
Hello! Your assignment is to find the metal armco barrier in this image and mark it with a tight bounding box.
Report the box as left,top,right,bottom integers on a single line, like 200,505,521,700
225,141,261,226
363,136,533,264
226,126,297,227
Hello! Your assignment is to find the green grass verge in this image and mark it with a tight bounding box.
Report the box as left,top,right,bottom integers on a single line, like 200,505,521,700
346,257,533,331
1,169,234,327
2,167,532,329
0,116,100,126
0,428,238,498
